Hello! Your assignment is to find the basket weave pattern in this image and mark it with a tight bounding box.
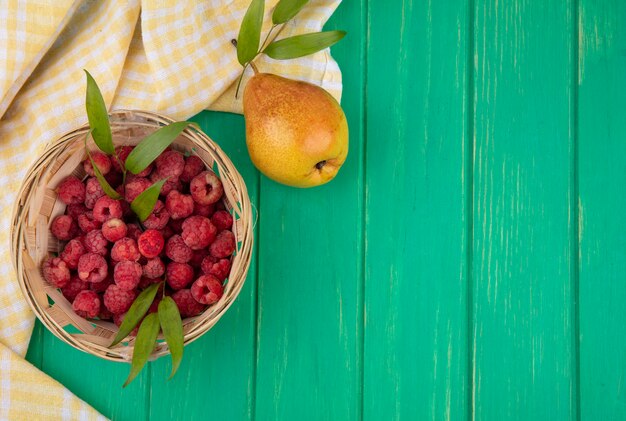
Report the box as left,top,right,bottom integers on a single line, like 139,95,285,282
10,110,253,362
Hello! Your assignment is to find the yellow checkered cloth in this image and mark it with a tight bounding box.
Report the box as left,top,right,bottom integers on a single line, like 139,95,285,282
0,0,342,419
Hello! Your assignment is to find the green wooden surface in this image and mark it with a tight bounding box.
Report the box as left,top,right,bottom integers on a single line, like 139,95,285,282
24,1,626,420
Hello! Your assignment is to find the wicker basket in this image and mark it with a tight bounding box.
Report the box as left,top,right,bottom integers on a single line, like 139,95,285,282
10,110,253,362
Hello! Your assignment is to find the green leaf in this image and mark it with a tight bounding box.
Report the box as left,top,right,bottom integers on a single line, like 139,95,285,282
130,179,167,222
158,297,184,379
272,0,308,24
237,0,265,65
124,122,191,175
84,70,114,154
263,30,346,60
123,313,160,388
110,282,161,347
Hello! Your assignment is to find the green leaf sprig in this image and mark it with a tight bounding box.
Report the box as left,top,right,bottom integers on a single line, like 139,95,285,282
234,0,346,96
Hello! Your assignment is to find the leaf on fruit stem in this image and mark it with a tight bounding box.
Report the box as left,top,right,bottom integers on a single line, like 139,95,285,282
110,282,162,347
130,178,168,222
272,0,308,24
237,0,265,65
125,122,191,175
158,296,184,379
263,30,346,60
123,313,160,388
84,70,114,155
83,130,121,200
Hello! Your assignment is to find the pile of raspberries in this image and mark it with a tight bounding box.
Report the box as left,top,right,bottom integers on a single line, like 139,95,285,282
41,146,235,325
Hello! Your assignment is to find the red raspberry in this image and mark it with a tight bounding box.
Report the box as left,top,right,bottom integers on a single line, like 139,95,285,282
151,171,182,197
72,290,101,318
181,216,216,250
111,237,140,262
137,229,164,258
125,177,152,202
57,176,85,205
84,177,105,209
193,202,215,217
148,296,162,313
189,248,210,269
143,200,170,230
166,262,194,290
66,203,87,219
90,274,114,293
77,211,102,233
165,190,194,220
142,257,165,279
190,171,223,205
111,146,132,172
126,224,142,241
83,152,111,176
102,218,127,242
84,229,108,255
155,150,185,179
171,289,205,317
201,256,231,281
99,306,114,321
92,196,122,222
209,230,236,258
165,234,192,263
61,275,89,301
180,155,205,183
139,276,161,289
191,275,224,305
60,238,86,269
211,210,233,231
168,218,184,234
114,261,142,290
50,215,78,241
42,257,70,288
160,225,175,240
104,284,137,314
78,253,108,283
104,170,123,188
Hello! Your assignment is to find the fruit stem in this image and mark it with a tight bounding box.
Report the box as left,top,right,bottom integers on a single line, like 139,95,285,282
249,62,259,74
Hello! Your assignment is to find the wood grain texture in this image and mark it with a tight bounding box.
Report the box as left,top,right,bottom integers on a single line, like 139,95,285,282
471,0,576,419
578,0,626,418
363,0,470,419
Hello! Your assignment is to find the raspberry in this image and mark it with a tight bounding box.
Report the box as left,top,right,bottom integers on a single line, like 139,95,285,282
190,171,223,205
90,274,114,293
155,150,185,179
211,210,233,231
114,261,142,290
104,170,123,188
72,290,101,318
84,177,105,209
102,218,127,242
61,275,89,301
78,253,108,282
66,203,87,219
92,196,122,222
137,229,164,258
77,211,102,233
57,176,85,205
143,200,170,230
42,257,70,288
60,238,86,269
171,289,205,317
99,306,114,321
104,284,137,314
84,229,108,255
151,171,182,197
181,216,216,250
180,155,205,182
160,225,175,240
189,248,210,269
201,256,231,281
126,225,142,241
165,235,193,263
124,177,151,202
111,146,132,172
193,202,215,217
50,215,78,241
165,190,194,220
111,237,140,262
148,296,162,313
83,152,111,176
191,275,224,305
166,262,194,290
168,218,184,234
209,230,236,258
139,276,161,289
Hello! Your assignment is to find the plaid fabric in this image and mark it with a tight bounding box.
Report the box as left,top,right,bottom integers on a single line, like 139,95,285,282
0,0,342,419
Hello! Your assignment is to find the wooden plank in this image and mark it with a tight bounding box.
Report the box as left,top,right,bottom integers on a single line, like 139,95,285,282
578,0,626,418
471,0,576,418
362,0,470,419
148,111,259,420
253,2,364,419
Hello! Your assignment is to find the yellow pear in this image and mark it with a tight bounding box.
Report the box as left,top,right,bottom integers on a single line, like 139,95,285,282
243,73,349,188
